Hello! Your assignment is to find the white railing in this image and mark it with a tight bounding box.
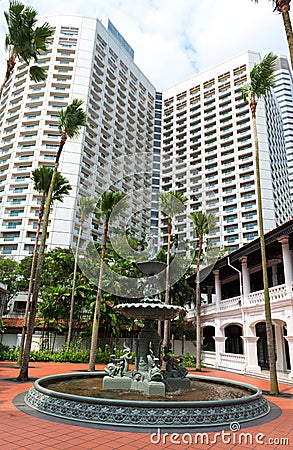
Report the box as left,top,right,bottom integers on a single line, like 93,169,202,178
219,352,246,372
219,296,241,311
202,351,216,367
201,303,216,315
247,283,293,306
187,283,293,318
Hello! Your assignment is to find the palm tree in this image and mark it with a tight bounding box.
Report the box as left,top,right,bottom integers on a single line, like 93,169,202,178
66,196,96,350
191,211,216,371
17,99,87,381
241,52,279,395
88,191,127,371
16,168,71,366
252,1,293,69
0,1,54,99
158,191,187,352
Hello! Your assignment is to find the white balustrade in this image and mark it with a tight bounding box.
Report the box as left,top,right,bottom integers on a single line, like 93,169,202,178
188,283,293,317
219,296,241,311
219,352,246,372
202,351,216,367
247,283,293,306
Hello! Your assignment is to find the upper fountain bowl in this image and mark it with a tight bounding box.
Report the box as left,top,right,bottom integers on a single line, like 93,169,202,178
136,260,166,276
115,297,184,320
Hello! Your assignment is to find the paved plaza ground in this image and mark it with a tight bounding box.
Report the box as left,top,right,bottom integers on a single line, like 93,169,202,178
0,361,292,449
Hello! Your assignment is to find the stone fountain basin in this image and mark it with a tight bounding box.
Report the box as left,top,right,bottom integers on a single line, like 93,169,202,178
24,371,270,428
115,301,183,320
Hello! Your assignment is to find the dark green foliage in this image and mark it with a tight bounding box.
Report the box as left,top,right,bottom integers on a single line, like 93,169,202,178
0,257,19,301
182,352,197,367
0,344,18,361
0,343,115,364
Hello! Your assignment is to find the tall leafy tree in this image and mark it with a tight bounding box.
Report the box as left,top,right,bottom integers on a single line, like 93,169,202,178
0,257,19,303
17,99,87,381
191,211,216,371
0,1,54,99
66,196,95,350
158,191,187,352
88,191,127,371
16,167,71,366
241,52,279,395
252,1,293,69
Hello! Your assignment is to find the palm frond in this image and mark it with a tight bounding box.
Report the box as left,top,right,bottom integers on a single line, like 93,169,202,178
58,99,87,138
3,1,53,82
52,172,72,202
158,191,187,218
241,83,252,102
95,191,127,221
249,52,277,99
29,65,47,82
78,197,96,218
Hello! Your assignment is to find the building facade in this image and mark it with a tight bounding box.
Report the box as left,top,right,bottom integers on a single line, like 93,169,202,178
273,55,293,203
160,51,292,255
187,219,293,380
0,15,156,260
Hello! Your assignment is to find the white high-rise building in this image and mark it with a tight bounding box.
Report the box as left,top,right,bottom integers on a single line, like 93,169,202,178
273,55,293,202
0,15,156,260
160,51,292,254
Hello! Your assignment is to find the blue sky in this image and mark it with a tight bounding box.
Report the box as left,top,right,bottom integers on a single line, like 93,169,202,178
0,0,289,90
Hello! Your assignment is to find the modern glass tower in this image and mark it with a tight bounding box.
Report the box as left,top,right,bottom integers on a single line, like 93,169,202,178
0,15,156,260
160,51,292,254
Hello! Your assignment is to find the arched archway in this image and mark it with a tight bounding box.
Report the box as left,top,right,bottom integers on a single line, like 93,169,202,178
203,326,215,351
225,325,243,354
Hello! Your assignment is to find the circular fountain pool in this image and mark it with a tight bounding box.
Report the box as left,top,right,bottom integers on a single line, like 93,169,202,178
25,371,269,428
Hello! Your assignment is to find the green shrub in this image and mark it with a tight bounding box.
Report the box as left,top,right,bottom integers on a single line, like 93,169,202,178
29,349,54,362
0,344,19,361
182,352,197,367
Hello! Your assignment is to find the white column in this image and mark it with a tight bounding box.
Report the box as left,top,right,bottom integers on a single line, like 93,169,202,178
243,336,261,374
272,263,278,286
213,270,221,311
275,324,286,371
214,336,226,369
284,336,293,380
240,257,250,299
278,236,293,284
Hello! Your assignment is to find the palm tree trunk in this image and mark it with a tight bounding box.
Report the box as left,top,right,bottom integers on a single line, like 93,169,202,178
0,56,15,100
195,237,203,371
66,218,83,350
251,106,279,395
17,140,65,381
16,195,45,366
162,218,172,353
282,10,293,70
88,220,108,371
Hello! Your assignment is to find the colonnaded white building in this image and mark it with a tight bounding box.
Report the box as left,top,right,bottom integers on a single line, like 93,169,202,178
160,51,292,254
187,219,293,381
0,15,156,260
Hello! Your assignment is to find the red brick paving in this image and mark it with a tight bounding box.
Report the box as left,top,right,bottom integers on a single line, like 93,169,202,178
0,361,292,449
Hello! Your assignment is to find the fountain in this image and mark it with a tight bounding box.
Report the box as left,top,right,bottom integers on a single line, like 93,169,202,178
24,260,270,429
103,260,189,397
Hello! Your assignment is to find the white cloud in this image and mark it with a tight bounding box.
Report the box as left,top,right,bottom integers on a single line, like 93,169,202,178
0,0,290,90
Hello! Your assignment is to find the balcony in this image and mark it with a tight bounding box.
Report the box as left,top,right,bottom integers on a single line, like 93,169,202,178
194,283,293,318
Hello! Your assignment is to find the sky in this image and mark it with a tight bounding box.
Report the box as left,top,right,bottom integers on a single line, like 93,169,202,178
0,0,289,90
